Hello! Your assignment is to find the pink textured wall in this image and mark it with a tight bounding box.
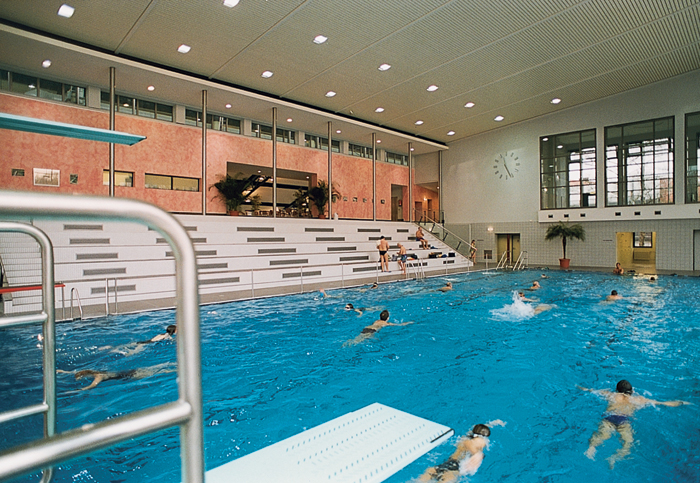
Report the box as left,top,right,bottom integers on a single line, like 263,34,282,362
1,93,423,219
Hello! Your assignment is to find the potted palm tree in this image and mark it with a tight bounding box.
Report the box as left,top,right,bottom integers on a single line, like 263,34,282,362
307,180,341,219
211,173,255,216
545,221,586,268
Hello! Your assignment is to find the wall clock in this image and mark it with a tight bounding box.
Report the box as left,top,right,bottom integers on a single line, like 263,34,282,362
493,151,520,180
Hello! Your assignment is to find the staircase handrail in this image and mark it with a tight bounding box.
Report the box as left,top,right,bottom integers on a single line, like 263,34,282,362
414,213,473,256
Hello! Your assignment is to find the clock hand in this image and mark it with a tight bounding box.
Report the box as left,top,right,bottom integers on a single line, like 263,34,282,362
504,163,512,178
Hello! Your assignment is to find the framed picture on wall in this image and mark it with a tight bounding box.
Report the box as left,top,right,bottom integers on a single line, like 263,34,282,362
33,168,60,187
633,232,652,248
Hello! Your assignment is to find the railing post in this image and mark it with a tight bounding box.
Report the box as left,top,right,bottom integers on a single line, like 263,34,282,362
299,265,304,293
104,279,109,315
341,263,344,288
113,278,118,314
250,269,255,298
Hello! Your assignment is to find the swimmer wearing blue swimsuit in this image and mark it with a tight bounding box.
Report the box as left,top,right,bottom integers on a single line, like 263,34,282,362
580,379,689,469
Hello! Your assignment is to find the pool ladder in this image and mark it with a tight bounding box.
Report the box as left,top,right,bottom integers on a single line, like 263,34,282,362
0,191,205,483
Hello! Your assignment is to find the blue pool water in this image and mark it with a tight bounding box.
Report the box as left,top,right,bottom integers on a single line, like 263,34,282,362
1,270,699,482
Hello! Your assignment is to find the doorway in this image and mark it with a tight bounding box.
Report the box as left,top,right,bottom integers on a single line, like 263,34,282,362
390,184,404,221
496,234,521,265
615,232,656,273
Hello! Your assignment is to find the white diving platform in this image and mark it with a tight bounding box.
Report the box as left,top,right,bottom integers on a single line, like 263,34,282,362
206,403,454,483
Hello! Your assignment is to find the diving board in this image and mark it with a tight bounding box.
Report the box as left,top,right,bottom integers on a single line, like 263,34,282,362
206,403,454,483
0,112,146,145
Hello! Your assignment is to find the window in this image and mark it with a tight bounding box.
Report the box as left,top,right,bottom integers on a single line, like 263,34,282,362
185,109,199,126
209,114,240,133
633,232,653,248
102,170,134,187
540,129,596,209
276,127,295,144
605,117,674,206
0,70,85,104
145,174,199,192
11,73,38,97
348,143,373,159
685,111,700,203
252,122,273,140
100,92,171,120
304,134,339,152
386,152,408,166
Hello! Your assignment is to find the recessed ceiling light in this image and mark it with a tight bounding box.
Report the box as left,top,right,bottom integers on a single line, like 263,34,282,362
414,120,424,125
557,144,564,149
464,102,475,108
261,70,274,78
313,35,328,44
147,85,155,91
494,115,504,122
410,147,415,151
57,4,74,18
377,139,382,143
551,98,562,104
177,44,191,54
427,85,438,92
336,130,341,134
287,118,293,122
225,103,232,109
378,63,391,71
447,131,455,136
375,107,384,113
325,91,336,97
257,170,262,173
223,0,240,7
123,103,129,107
542,137,549,141
41,60,52,68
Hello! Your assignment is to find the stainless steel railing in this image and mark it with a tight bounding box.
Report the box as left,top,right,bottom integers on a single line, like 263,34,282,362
0,190,204,483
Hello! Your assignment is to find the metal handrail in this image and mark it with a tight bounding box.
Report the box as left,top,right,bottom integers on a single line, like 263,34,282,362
414,212,472,255
512,251,528,271
70,287,83,320
0,190,204,483
496,251,509,269
0,221,56,483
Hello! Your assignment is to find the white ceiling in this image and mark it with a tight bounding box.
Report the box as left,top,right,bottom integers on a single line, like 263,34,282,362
1,0,699,154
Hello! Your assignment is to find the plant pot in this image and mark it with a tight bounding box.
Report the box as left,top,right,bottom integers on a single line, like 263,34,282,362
559,258,570,268
318,214,326,219
227,210,240,216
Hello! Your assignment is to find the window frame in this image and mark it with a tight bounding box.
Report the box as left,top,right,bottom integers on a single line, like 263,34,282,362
144,173,200,192
685,111,700,203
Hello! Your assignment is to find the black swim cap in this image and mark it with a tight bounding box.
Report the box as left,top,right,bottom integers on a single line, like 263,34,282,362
166,325,177,335
616,380,633,395
611,290,618,296
346,303,354,309
472,424,491,437
379,310,389,320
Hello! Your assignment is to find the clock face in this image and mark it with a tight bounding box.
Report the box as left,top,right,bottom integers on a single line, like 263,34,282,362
493,151,520,180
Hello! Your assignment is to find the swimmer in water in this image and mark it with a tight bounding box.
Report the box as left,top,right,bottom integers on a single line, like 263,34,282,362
102,325,177,356
58,363,176,391
528,280,541,290
418,420,506,482
579,380,689,468
438,281,453,292
606,290,622,301
518,291,535,302
343,310,412,347
345,303,363,315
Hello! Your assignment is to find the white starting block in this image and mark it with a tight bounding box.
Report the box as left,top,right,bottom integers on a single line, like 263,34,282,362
206,403,454,483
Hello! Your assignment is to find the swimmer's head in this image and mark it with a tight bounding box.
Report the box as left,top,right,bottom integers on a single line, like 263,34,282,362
518,292,524,297
446,282,452,287
532,281,540,287
472,424,491,438
380,236,385,240
379,310,389,321
616,380,633,395
345,303,354,310
371,282,378,288
611,290,618,296
166,325,177,335
650,276,656,281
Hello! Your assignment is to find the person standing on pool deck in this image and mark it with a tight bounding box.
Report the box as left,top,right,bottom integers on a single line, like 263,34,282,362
469,239,477,263
343,310,412,346
613,262,624,275
579,380,690,468
377,236,390,272
419,420,506,482
397,242,407,274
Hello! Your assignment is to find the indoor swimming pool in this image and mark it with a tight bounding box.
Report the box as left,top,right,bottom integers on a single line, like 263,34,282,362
1,270,698,482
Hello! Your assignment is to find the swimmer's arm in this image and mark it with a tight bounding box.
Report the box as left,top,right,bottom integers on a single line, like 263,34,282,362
487,419,506,428
577,386,611,397
643,397,691,407
388,321,414,326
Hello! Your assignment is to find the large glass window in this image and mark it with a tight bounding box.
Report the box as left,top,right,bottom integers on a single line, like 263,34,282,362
252,122,273,140
102,170,134,187
686,111,700,203
386,152,408,166
540,129,596,209
11,73,38,96
38,79,63,101
305,134,339,152
0,69,9,91
605,117,674,206
145,174,199,192
348,143,373,159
